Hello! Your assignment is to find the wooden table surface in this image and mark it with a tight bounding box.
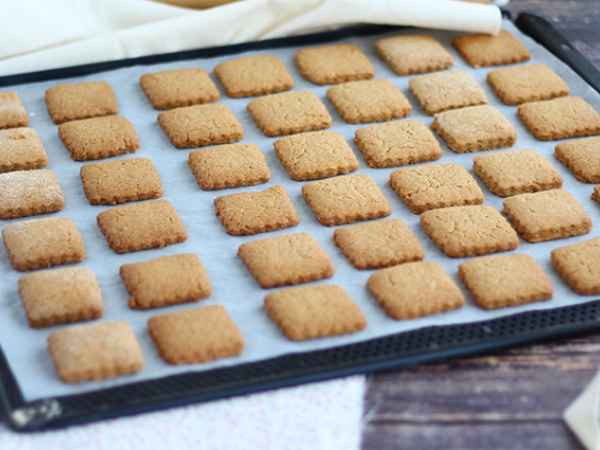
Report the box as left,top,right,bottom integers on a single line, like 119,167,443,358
363,1,600,449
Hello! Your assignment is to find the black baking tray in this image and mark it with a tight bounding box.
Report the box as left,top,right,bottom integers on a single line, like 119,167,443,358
1,12,600,432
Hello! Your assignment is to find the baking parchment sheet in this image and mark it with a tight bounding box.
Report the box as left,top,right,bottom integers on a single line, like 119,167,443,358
2,19,600,401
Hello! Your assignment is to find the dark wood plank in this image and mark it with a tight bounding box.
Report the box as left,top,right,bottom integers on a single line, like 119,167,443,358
363,2,600,449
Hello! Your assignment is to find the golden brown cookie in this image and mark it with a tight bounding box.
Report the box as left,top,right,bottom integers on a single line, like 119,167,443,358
2,217,86,271
302,174,391,226
140,68,220,109
354,120,442,168
295,44,374,85
238,232,334,288
333,218,424,269
247,91,332,137
551,237,600,295
503,189,592,243
0,92,28,129
555,137,600,183
274,131,358,181
121,253,211,309
452,30,530,68
45,81,118,124
375,34,453,75
0,169,64,219
265,285,366,341
0,128,47,173
593,185,600,204
459,254,553,309
368,261,465,320
148,305,244,365
19,267,103,328
215,54,294,97
421,205,518,258
188,143,270,190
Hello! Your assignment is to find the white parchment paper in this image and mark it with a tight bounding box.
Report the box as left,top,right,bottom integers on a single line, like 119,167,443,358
2,19,600,401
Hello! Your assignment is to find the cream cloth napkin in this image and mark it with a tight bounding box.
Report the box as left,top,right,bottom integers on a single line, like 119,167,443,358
565,373,600,449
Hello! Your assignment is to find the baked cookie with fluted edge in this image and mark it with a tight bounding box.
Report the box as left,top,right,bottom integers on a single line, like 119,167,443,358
2,217,85,271
432,105,516,153
59,115,139,161
459,254,553,309
555,137,600,183
326,79,412,123
48,321,143,383
188,143,270,190
421,205,518,258
0,169,64,219
0,128,47,173
368,261,465,320
551,237,600,295
45,81,118,124
274,131,358,181
148,305,244,365
214,185,299,236
487,64,569,105
473,149,562,197
295,44,374,85
0,92,28,129
158,103,243,148
517,96,600,141
80,158,163,205
238,232,334,288
452,30,530,68
409,70,487,115
333,218,424,270
19,267,103,328
265,285,366,341
503,189,592,243
140,68,219,110
97,199,187,253
215,54,293,98
302,174,391,226
375,34,453,75
247,91,332,137
121,253,211,310
354,120,442,168
390,163,484,214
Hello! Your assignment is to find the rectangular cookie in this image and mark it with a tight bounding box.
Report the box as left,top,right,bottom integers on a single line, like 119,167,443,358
238,232,334,288
333,218,424,270
2,217,86,271
120,253,211,309
390,163,484,214
432,105,516,153
214,54,294,98
140,68,220,110
295,44,374,85
59,115,139,161
158,103,243,148
45,81,118,124
517,96,600,141
265,285,366,341
459,254,553,309
0,127,48,173
367,261,465,320
326,79,412,123
551,237,600,295
421,205,519,258
214,185,299,236
0,92,28,129
302,174,391,226
555,137,600,183
188,143,270,190
375,34,453,75
409,70,487,115
503,189,592,243
247,91,332,137
148,305,243,364
97,199,187,253
452,30,530,68
0,169,64,219
354,120,442,168
48,321,143,383
19,267,103,328
274,131,358,181
487,64,569,105
80,158,163,205
473,149,563,197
